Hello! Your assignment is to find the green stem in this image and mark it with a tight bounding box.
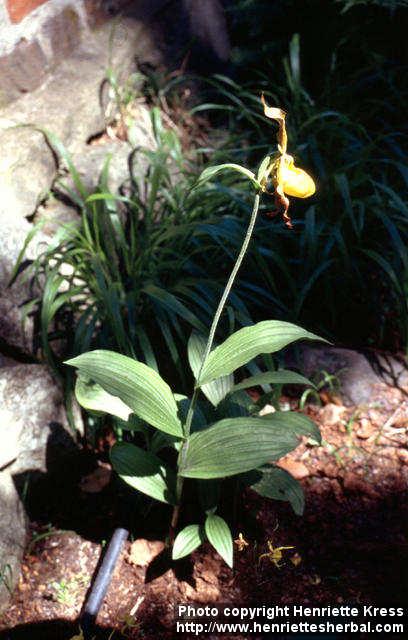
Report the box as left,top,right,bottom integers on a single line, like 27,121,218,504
169,192,261,540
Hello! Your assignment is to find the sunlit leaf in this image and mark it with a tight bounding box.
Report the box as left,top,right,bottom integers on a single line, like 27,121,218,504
198,321,326,385
231,369,314,393
172,524,205,560
205,514,233,568
66,350,183,437
180,413,320,479
188,331,234,406
196,163,262,190
75,373,132,421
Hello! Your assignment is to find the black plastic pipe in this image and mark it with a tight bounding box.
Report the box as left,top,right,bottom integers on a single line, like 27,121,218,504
80,527,129,638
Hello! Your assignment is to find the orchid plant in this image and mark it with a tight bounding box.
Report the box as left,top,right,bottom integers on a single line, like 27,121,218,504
67,98,322,568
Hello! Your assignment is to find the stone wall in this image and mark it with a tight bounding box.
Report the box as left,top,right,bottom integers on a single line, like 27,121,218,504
0,0,230,106
0,0,133,106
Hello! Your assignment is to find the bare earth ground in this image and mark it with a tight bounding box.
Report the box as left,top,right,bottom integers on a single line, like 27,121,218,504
0,382,407,639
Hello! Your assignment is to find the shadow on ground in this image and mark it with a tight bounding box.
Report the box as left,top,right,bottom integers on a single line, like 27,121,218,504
0,620,123,640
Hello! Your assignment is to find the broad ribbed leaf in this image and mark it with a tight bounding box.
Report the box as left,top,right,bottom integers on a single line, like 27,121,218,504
172,525,204,560
188,331,234,406
198,321,325,385
205,514,233,568
75,373,132,421
231,370,314,393
110,442,176,504
196,163,261,190
66,350,183,437
180,413,320,479
242,465,305,515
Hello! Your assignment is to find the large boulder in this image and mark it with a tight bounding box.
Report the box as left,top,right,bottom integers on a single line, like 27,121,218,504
0,362,75,614
0,364,74,474
0,19,157,355
64,108,156,196
0,126,57,223
0,217,49,354
0,471,26,614
295,345,408,406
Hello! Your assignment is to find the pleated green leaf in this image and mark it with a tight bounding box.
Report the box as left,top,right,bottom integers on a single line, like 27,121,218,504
75,373,132,421
242,465,305,515
110,442,176,504
66,350,183,437
188,331,234,406
231,369,314,393
172,525,205,560
179,413,320,479
198,321,325,385
196,163,262,190
205,514,233,568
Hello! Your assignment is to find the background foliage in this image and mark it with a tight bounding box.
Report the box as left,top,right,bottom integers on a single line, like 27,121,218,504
161,0,407,351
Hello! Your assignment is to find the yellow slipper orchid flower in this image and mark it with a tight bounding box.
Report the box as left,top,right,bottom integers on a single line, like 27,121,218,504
261,95,315,228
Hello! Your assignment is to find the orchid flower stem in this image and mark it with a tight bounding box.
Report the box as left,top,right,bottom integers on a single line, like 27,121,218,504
169,191,261,541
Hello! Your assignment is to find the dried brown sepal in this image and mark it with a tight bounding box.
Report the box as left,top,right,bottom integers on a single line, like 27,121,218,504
261,95,288,154
275,185,293,229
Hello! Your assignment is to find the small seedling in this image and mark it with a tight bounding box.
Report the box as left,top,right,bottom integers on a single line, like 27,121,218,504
51,573,88,607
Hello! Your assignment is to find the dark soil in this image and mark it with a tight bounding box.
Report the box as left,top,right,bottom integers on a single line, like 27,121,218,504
0,384,407,640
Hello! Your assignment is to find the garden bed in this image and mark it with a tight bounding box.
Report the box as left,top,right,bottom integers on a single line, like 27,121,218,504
1,385,406,639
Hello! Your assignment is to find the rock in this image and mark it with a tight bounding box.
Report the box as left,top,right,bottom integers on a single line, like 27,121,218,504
0,126,57,222
0,217,44,285
0,20,159,355
0,18,157,223
61,100,156,198
393,410,408,429
0,364,73,475
398,449,408,465
259,404,275,416
145,0,230,75
0,216,49,352
65,140,132,197
0,470,26,613
320,461,340,478
320,403,346,426
278,458,309,480
34,198,79,237
0,405,20,470
367,409,384,427
127,539,165,568
0,16,161,355
293,345,408,406
0,38,48,106
183,0,230,64
0,40,101,157
356,417,377,440
0,288,34,355
0,363,75,612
